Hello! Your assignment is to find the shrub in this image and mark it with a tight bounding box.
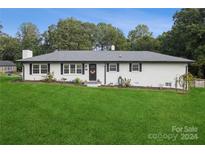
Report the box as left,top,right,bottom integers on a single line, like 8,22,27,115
43,72,55,82
179,72,194,90
74,78,81,85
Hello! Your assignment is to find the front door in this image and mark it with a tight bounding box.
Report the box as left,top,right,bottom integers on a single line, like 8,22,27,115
89,64,96,81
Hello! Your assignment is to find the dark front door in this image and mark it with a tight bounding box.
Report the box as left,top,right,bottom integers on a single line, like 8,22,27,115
89,64,96,81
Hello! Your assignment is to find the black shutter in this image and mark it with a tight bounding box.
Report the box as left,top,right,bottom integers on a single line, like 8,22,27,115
129,63,132,72
139,63,142,72
48,63,50,73
107,63,109,72
117,63,119,72
30,63,32,75
61,63,63,74
82,63,85,74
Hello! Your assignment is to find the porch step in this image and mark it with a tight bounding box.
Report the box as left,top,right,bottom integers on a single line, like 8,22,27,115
85,81,101,87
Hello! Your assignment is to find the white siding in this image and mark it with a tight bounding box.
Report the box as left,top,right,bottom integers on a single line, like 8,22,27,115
23,62,187,89
105,63,186,89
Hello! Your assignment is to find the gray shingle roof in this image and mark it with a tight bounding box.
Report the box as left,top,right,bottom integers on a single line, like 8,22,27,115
17,51,193,63
0,60,16,66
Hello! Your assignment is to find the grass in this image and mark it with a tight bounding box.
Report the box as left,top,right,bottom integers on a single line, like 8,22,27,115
0,76,205,145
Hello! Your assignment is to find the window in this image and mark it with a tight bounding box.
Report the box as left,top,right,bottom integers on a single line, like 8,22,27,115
132,63,139,71
33,64,39,74
70,64,75,74
41,64,48,74
165,82,172,87
64,64,69,74
76,64,82,74
109,64,117,71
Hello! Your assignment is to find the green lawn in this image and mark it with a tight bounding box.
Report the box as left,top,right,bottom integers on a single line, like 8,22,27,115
0,76,205,145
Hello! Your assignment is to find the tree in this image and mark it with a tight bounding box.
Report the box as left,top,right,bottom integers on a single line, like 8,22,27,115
128,24,159,51
96,23,128,50
158,9,205,78
17,22,41,56
0,24,3,35
0,35,20,60
43,18,97,51
128,24,152,42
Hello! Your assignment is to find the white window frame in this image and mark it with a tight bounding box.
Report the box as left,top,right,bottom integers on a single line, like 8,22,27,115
64,64,69,74
132,63,140,71
63,64,83,75
76,64,82,74
32,64,48,74
109,64,117,72
41,64,48,74
70,64,76,74
33,64,40,74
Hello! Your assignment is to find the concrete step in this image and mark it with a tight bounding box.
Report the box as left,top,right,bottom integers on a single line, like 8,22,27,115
85,81,101,87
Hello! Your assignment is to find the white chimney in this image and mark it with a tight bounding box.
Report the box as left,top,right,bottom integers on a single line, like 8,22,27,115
22,50,33,59
111,45,115,51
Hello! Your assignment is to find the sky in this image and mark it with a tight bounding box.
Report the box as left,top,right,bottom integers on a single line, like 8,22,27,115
0,8,180,38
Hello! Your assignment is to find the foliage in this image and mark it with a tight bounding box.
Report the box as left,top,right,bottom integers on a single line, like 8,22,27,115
178,72,194,90
128,24,160,51
96,23,128,50
74,77,82,84
0,24,3,35
43,72,55,82
17,22,41,56
158,9,205,78
1,9,205,79
128,24,152,42
0,35,21,60
43,18,97,51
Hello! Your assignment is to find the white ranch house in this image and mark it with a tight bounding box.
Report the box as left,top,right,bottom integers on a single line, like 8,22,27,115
18,50,192,89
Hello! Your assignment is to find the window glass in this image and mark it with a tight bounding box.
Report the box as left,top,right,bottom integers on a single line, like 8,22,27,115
132,63,139,71
165,82,172,87
76,64,82,74
64,64,69,74
110,64,117,71
33,64,39,74
70,64,75,74
41,64,48,74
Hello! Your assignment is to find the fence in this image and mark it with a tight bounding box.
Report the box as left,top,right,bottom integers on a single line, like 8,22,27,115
192,79,205,88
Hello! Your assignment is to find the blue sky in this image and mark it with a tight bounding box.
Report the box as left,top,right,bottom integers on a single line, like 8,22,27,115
0,8,180,37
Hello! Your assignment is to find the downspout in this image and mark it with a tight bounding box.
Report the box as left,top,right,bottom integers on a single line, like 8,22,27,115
104,63,106,85
186,64,188,91
23,64,25,80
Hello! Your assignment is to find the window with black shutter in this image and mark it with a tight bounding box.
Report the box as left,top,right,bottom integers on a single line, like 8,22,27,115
117,63,119,72
61,63,63,74
82,63,85,74
139,63,142,72
129,63,132,72
29,63,32,75
48,63,50,73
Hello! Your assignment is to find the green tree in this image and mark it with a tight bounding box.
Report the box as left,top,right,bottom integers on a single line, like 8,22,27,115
128,24,159,51
43,18,97,50
0,35,20,60
96,23,128,50
17,22,41,56
128,24,152,42
0,24,3,35
158,9,205,78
